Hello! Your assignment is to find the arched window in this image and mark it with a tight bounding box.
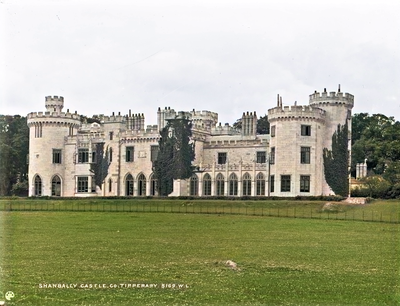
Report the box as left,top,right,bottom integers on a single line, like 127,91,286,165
256,172,265,196
228,173,238,196
203,173,211,196
190,174,198,196
126,174,134,196
108,178,112,193
216,173,225,196
150,174,158,196
34,175,42,196
242,173,252,196
51,175,61,196
137,173,146,196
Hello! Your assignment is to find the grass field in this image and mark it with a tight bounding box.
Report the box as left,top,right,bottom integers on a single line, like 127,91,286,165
1,200,399,305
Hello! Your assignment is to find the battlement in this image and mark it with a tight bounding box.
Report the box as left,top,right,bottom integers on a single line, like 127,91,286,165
97,113,126,123
309,88,354,107
27,111,81,121
268,105,326,122
45,95,64,102
211,122,241,136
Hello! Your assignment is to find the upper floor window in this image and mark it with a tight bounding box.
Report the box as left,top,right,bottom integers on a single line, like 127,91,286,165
218,152,227,164
270,125,276,137
151,145,159,162
257,151,266,163
270,147,275,164
78,148,89,163
300,147,311,164
109,132,113,140
301,125,311,136
52,149,62,164
126,146,134,162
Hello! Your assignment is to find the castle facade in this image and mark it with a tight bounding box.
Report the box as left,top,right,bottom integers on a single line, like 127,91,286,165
27,87,353,197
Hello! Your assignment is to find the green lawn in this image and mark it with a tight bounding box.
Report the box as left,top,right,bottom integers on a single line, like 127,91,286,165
1,204,399,305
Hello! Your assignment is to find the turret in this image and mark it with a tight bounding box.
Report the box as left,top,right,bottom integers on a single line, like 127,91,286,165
45,96,64,113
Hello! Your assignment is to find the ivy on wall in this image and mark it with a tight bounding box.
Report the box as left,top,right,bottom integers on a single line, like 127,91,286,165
323,122,349,197
90,142,110,189
153,118,195,196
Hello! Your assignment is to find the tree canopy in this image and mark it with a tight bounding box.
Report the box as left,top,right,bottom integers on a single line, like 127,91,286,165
153,118,195,196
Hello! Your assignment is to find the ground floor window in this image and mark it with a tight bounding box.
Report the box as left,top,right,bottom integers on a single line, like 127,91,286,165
138,173,146,196
203,174,211,196
281,175,291,192
229,173,238,196
190,174,199,196
77,177,89,193
34,175,42,196
126,174,134,196
216,173,224,196
243,173,251,196
270,175,275,193
300,175,310,192
256,173,265,196
150,176,157,196
51,175,61,196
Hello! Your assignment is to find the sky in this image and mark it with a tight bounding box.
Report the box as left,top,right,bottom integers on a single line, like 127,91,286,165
1,0,399,126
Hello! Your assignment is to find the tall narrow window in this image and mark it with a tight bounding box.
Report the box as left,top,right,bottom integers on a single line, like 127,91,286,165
218,153,227,165
52,149,62,164
126,174,134,196
51,175,61,196
138,173,146,196
150,175,158,196
77,177,89,193
270,175,275,193
270,125,276,137
151,145,159,162
243,173,252,196
203,173,212,196
108,178,112,193
270,147,275,164
109,147,113,163
34,175,42,196
216,173,225,196
78,148,89,163
300,175,310,192
281,175,291,192
126,146,134,162
228,173,238,196
301,125,311,136
256,173,265,196
257,151,266,163
109,131,113,140
300,147,311,164
190,174,199,196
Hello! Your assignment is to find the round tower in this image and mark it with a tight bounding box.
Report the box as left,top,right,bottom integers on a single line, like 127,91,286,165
268,96,327,196
309,86,354,195
27,96,81,196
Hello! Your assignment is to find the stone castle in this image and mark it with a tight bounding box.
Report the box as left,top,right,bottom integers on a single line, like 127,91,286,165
27,86,354,197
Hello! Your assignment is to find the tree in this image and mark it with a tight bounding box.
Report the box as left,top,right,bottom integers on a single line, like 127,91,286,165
0,115,29,196
323,122,349,197
89,142,110,190
153,118,195,196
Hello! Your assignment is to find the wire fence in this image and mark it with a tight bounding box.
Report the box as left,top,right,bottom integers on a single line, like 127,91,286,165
1,200,399,224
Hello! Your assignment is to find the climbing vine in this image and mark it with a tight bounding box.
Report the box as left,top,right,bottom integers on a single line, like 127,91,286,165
323,122,349,197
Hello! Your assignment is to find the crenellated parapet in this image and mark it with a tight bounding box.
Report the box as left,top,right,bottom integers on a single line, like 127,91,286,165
27,110,81,127
268,105,326,123
98,113,126,123
211,122,241,136
309,87,354,108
